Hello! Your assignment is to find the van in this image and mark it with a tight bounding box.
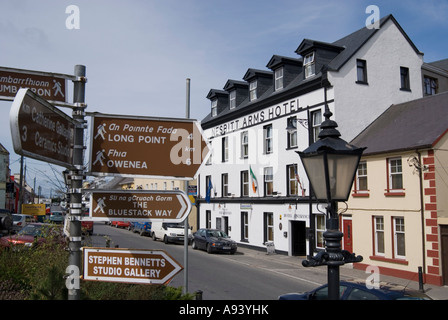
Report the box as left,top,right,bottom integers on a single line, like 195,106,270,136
151,221,192,244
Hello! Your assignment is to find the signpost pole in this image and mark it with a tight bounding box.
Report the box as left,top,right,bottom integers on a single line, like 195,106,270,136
183,78,190,295
68,65,86,300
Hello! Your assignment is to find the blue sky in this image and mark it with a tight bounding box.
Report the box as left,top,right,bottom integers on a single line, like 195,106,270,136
1,0,447,197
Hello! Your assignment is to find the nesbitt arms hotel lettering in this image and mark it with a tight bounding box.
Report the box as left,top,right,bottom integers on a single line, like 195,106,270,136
211,97,302,137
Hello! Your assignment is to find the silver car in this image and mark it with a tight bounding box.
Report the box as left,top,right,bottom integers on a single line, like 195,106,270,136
12,214,36,232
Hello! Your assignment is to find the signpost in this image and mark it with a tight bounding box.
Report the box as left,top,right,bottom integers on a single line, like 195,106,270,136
88,113,209,179
88,190,191,223
0,66,70,103
9,88,75,168
83,248,183,285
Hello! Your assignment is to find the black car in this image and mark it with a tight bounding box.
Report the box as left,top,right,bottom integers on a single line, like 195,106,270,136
192,228,237,254
278,281,432,300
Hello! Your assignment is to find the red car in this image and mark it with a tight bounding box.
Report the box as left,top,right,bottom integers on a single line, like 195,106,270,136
0,223,60,249
111,220,130,229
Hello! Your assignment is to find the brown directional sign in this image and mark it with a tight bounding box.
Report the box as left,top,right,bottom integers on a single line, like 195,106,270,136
88,113,209,179
83,248,183,285
9,88,75,168
0,67,68,103
89,190,191,223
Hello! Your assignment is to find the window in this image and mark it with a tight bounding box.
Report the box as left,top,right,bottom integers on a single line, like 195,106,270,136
287,164,298,196
311,110,322,143
374,216,384,255
206,210,211,228
316,215,326,249
249,80,257,101
274,67,283,91
304,52,315,78
229,90,236,109
221,173,228,197
264,167,273,196
241,212,249,241
241,170,249,197
356,59,368,84
264,212,274,242
211,99,218,117
387,158,403,192
287,117,297,148
222,137,228,162
424,76,438,95
400,67,410,91
241,131,248,158
355,161,368,194
393,217,406,258
264,124,273,154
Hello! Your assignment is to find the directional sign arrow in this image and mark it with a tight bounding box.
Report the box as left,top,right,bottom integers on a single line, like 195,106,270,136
83,248,183,285
9,88,75,168
88,190,192,223
88,113,210,179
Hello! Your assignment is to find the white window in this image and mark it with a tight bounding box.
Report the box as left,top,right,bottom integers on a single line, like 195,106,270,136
222,173,229,197
249,80,257,101
388,158,403,191
274,67,283,91
264,124,273,154
229,90,236,109
374,216,384,255
304,52,315,78
311,110,322,143
211,99,218,117
356,161,368,193
394,217,406,258
222,137,228,162
287,117,297,148
241,131,248,158
315,215,326,249
264,167,273,196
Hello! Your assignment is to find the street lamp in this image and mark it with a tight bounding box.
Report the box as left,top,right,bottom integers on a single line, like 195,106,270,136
297,105,365,300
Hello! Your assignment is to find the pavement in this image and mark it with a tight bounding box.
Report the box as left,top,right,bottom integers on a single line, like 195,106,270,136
237,246,448,300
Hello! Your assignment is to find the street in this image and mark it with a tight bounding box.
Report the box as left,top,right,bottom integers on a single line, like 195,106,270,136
88,222,327,300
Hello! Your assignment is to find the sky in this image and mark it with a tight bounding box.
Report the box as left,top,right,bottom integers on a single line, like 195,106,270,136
0,0,447,197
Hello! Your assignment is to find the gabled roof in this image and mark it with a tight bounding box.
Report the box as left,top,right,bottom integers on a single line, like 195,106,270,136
243,68,272,81
327,14,422,71
351,91,448,155
266,55,302,70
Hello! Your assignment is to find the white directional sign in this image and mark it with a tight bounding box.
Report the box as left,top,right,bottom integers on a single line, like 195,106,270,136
9,88,75,168
83,248,183,285
88,190,191,223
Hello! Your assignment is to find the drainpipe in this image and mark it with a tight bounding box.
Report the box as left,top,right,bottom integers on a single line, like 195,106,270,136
417,150,426,284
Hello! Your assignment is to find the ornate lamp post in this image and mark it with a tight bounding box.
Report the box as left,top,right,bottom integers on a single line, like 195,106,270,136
297,104,365,300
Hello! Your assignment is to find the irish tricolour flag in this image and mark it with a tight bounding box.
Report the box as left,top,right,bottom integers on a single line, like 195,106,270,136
249,165,258,193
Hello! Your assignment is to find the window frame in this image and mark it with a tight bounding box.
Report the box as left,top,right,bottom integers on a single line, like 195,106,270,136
311,109,322,143
287,116,297,148
264,167,274,196
229,90,236,109
356,59,368,84
241,131,249,158
353,161,368,196
315,215,326,249
221,136,229,162
221,173,229,197
400,66,411,91
241,211,249,241
393,217,406,259
264,212,274,242
211,99,218,117
304,52,315,78
274,67,284,91
263,124,273,154
241,170,249,197
249,80,257,101
287,164,298,196
386,157,404,195
373,216,385,256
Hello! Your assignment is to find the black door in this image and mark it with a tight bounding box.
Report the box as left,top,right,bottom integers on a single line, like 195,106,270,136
291,221,306,256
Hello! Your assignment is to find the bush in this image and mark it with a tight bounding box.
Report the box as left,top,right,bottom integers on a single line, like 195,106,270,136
0,224,194,300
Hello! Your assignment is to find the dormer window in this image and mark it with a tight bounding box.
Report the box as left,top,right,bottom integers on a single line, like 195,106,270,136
274,67,283,91
229,90,236,109
211,99,218,117
304,52,315,78
249,80,257,101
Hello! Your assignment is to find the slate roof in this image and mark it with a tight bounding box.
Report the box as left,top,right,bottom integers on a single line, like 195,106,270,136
350,91,448,155
201,14,422,127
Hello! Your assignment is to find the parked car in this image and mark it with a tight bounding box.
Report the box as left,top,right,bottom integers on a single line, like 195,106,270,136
49,211,65,224
0,208,13,236
0,223,63,249
12,214,36,233
132,221,152,236
111,220,131,229
192,228,237,254
151,221,192,244
278,281,432,300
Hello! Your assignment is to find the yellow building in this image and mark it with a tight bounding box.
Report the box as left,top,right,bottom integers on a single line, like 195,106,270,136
347,92,448,286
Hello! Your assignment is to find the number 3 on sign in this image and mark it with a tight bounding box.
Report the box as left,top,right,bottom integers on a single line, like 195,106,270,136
21,125,27,142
